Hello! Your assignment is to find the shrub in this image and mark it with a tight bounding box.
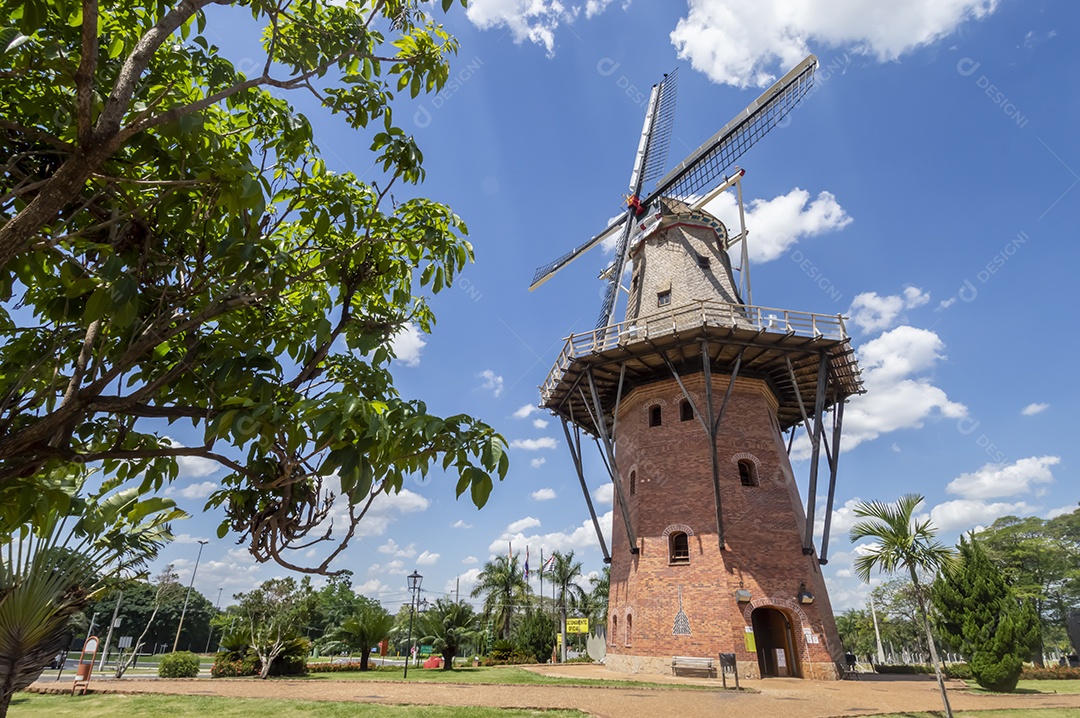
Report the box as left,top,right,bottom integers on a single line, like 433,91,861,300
1021,666,1080,680
158,651,201,678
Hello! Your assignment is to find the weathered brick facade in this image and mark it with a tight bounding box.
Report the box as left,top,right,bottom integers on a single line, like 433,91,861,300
605,370,844,680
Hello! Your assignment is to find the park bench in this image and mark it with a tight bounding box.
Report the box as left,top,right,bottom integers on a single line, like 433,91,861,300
671,655,716,678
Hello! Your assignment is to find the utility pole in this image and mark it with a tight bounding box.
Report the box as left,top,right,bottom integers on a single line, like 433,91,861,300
870,593,886,664
173,540,208,652
204,587,224,653
99,591,123,670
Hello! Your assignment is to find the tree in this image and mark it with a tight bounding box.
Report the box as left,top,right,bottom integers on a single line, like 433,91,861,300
331,599,394,671
310,571,366,639
470,555,529,641
589,566,609,626
0,478,182,717
932,535,1041,691
0,0,508,574
851,494,956,718
978,510,1080,660
549,551,585,662
418,599,478,670
235,577,316,679
516,608,555,665
113,565,181,678
871,577,931,659
835,609,877,659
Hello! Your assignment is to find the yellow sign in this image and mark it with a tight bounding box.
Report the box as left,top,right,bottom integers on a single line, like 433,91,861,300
743,626,756,652
566,618,590,634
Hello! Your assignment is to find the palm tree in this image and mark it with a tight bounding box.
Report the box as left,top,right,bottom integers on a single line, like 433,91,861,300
850,494,956,718
589,566,609,626
470,555,528,641
331,601,395,671
418,599,479,670
0,480,182,716
549,551,586,662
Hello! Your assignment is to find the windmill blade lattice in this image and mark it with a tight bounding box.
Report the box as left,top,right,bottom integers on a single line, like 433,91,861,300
637,69,679,189
646,56,816,204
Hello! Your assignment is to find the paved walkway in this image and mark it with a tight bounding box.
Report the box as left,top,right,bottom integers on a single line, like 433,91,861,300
29,665,1080,718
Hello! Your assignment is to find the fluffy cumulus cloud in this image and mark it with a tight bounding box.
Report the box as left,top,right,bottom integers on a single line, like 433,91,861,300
532,418,550,429
930,499,1036,532
378,539,417,558
1021,402,1049,416
164,481,218,500
513,404,540,419
462,555,480,565
507,516,542,533
702,187,851,263
530,457,548,468
814,497,863,539
946,456,1060,500
479,369,505,397
531,488,557,501
1048,505,1078,520
849,286,930,333
593,482,613,505
451,519,473,529
838,326,967,451
489,510,613,555
670,0,999,87
510,437,558,451
390,323,426,367
416,550,441,566
165,437,220,479
447,567,483,596
465,0,579,56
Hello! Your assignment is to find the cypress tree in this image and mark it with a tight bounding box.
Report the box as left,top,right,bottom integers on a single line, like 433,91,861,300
932,535,1041,692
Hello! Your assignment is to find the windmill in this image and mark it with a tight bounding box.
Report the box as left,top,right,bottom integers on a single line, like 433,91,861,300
532,56,865,679
529,56,819,329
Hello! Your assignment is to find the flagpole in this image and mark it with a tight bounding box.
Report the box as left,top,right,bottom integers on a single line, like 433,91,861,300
539,549,544,619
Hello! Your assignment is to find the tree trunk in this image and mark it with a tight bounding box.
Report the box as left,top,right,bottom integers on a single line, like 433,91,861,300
442,648,454,670
359,648,369,671
560,607,567,663
910,567,953,718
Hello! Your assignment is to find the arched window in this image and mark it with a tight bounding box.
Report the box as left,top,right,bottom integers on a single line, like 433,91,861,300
738,459,758,486
611,615,618,645
669,531,690,563
629,470,636,496
680,399,694,422
649,405,662,427
626,613,633,646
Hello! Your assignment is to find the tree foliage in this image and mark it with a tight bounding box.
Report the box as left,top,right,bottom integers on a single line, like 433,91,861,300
851,494,956,718
417,598,477,670
470,554,528,641
0,0,507,573
0,477,181,716
234,576,316,679
932,535,1041,692
548,550,584,662
516,608,554,665
331,599,393,671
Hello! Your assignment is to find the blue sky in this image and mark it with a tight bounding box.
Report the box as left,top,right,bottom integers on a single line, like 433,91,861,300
152,0,1078,616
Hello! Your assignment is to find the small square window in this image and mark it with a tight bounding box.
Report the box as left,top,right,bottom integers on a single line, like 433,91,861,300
649,405,662,427
680,400,694,422
657,290,671,307
696,254,710,269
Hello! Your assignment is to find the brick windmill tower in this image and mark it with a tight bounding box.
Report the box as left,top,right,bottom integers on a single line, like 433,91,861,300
530,57,863,680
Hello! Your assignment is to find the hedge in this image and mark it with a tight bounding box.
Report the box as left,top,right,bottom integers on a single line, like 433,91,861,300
159,651,201,678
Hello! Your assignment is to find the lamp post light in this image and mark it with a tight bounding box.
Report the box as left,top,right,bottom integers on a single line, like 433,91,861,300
204,587,224,653
172,540,209,652
403,570,423,679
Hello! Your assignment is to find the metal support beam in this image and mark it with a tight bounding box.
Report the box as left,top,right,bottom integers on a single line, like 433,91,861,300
818,399,845,564
561,417,611,563
802,355,829,555
586,369,639,554
702,342,744,550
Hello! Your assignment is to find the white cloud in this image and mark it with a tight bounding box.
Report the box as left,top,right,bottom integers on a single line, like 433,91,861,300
1047,505,1077,520
173,533,212,544
531,488,557,501
510,437,558,451
164,480,218,500
946,456,1060,500
507,516,542,533
416,550,441,566
451,519,473,529
353,488,431,538
1021,402,1049,416
164,438,220,479
593,483,613,506
446,567,482,596
489,510,613,556
462,555,479,565
377,539,417,558
702,187,851,263
814,497,863,539
479,369,505,397
513,404,540,419
930,498,1036,532
354,578,394,599
848,286,930,333
837,326,967,452
530,457,547,469
369,559,409,576
390,323,426,367
670,0,999,88
532,418,550,429
465,0,579,57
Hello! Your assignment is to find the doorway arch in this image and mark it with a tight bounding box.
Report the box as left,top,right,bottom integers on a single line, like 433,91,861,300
751,606,801,678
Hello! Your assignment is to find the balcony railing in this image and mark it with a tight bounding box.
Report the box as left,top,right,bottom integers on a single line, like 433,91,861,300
540,300,849,402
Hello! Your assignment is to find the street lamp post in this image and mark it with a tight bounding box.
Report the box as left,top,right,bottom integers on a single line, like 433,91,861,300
403,570,422,679
172,540,209,652
204,587,224,653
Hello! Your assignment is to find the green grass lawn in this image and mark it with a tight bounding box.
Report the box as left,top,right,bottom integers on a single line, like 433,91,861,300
963,680,1080,695
10,694,586,718
303,665,711,690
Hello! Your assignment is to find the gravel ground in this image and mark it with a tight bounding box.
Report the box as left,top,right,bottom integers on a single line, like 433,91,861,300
29,665,1080,718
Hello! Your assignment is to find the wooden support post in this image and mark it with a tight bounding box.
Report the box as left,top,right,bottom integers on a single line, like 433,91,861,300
561,417,611,562
802,356,829,555
701,343,744,550
586,369,638,553
819,399,845,564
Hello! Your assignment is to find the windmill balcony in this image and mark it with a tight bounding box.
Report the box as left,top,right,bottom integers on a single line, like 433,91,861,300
539,298,858,416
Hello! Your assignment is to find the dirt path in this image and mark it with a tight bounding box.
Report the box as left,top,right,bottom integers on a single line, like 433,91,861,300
30,667,1080,718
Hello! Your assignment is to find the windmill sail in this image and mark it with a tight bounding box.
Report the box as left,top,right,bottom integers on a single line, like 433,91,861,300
529,217,626,291
646,56,817,204
630,69,679,192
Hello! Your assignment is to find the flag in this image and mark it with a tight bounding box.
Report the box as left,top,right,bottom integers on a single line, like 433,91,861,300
524,546,530,581
541,554,556,573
